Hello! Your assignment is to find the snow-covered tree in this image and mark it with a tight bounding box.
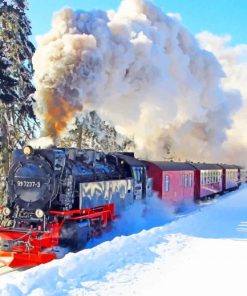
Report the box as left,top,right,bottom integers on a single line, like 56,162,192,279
0,0,36,194
61,111,135,153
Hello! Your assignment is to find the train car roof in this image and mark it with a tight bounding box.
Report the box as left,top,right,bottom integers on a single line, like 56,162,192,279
188,163,223,170
145,161,196,171
217,164,243,169
113,153,146,167
145,161,226,171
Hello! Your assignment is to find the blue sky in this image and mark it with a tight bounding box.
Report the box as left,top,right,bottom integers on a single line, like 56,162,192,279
27,0,246,45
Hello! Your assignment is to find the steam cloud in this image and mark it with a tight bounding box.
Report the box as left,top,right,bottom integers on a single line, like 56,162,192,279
33,0,242,162
196,32,247,165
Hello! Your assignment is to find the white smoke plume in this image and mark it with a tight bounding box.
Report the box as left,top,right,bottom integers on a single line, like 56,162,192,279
197,32,247,165
33,0,242,163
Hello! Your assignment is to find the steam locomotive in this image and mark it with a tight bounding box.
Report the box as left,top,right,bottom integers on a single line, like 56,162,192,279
0,146,152,267
0,146,245,268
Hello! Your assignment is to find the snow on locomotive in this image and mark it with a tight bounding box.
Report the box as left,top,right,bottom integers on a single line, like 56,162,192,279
0,146,151,267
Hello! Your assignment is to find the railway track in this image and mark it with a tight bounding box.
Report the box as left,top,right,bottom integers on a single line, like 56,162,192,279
0,265,28,277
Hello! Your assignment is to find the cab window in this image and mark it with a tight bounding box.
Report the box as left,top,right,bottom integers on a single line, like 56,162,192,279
132,167,143,183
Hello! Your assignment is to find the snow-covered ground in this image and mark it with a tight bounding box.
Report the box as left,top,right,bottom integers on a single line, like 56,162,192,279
1,186,247,296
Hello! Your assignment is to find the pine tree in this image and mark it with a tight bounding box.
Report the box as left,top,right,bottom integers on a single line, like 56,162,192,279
0,0,36,194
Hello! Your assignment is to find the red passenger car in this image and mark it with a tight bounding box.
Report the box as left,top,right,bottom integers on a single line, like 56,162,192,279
145,161,196,204
218,164,240,191
189,163,223,200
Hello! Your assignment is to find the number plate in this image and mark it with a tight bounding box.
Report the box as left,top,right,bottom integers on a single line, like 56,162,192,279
15,179,42,188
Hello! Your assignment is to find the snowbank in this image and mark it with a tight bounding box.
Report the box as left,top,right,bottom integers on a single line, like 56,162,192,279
1,186,247,296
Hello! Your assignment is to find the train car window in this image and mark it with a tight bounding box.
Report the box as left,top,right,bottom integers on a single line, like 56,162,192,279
189,173,193,187
201,172,204,185
209,171,212,184
213,171,216,183
164,175,170,192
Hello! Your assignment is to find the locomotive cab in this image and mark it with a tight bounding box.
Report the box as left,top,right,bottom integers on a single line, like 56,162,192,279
113,153,148,199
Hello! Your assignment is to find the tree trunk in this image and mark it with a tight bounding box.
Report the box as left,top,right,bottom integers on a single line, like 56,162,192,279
76,125,83,149
0,103,10,198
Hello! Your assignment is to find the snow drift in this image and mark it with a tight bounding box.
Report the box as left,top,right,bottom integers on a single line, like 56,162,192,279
1,186,247,296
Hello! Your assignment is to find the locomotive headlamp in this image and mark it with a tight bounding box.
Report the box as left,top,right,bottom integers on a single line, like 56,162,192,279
2,207,11,216
23,145,33,156
35,209,44,219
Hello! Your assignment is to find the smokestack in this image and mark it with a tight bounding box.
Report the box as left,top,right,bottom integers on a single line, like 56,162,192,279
32,0,242,162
